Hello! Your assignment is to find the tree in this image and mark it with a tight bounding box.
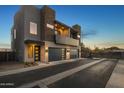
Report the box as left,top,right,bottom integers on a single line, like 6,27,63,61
105,46,121,50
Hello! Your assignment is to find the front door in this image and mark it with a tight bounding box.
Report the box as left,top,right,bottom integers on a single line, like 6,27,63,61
34,46,40,62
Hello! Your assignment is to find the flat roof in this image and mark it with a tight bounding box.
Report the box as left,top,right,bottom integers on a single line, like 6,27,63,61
55,20,80,33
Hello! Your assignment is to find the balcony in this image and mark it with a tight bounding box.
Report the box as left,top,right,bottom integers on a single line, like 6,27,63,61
55,35,79,46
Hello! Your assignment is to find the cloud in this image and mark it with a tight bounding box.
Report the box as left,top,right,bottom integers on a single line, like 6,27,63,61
0,43,10,48
98,42,124,46
96,42,124,49
84,41,124,49
81,28,97,39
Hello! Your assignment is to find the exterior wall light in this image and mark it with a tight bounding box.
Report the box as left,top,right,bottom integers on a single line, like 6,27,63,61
55,31,58,35
45,47,48,52
77,35,80,38
47,23,54,29
67,49,70,52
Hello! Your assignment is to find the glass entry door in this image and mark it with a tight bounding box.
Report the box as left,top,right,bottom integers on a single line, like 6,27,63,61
34,46,40,62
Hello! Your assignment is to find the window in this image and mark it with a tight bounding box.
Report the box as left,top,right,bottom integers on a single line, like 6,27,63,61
28,45,33,58
47,23,54,29
30,22,37,35
14,29,16,39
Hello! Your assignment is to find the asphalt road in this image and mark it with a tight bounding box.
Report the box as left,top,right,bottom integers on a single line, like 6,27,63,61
48,59,118,88
0,58,96,88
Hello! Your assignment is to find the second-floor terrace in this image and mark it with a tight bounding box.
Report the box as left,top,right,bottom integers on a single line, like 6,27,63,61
54,20,81,46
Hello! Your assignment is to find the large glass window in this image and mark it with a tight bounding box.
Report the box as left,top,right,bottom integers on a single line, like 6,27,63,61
28,45,33,58
30,22,37,35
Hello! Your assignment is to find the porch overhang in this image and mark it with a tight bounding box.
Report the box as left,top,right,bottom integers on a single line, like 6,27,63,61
24,39,44,45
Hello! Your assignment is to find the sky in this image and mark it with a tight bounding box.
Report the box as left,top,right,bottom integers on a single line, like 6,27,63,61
0,5,124,49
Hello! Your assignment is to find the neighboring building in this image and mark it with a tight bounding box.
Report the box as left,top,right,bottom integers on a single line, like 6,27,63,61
0,48,15,62
0,48,12,52
104,49,124,59
11,5,81,63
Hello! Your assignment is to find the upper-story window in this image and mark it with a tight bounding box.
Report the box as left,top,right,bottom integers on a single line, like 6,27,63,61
14,29,16,39
30,22,37,35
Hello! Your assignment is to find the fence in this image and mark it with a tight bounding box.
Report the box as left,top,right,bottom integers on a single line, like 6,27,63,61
92,51,124,59
0,51,17,62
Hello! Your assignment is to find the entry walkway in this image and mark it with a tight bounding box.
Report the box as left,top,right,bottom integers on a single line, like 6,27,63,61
106,60,124,88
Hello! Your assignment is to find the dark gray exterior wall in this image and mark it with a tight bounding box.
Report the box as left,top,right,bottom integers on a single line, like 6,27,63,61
11,26,14,51
13,5,41,62
41,6,55,42
13,9,25,61
23,6,41,41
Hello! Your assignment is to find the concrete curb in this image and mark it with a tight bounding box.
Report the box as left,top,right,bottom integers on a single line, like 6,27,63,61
0,58,83,77
19,58,105,88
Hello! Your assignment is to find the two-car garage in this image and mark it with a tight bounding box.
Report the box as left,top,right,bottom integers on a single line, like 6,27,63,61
48,47,66,62
48,47,79,62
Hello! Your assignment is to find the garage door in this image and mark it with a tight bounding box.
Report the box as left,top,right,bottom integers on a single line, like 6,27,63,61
49,48,65,62
70,49,78,59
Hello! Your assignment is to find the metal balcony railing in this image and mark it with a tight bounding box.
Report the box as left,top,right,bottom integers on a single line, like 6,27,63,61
55,35,79,46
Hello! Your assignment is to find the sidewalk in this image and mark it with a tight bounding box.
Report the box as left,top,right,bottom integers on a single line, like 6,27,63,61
0,62,24,72
0,58,83,77
106,60,124,88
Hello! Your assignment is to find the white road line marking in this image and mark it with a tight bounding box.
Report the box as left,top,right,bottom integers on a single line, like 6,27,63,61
19,59,105,88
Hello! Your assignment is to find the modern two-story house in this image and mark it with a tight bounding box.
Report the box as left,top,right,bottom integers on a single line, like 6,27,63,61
11,5,81,63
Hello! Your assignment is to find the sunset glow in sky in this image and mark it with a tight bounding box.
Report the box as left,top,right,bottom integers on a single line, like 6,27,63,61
0,5,124,49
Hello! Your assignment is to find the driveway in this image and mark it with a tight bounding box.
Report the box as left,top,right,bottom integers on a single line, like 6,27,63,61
0,58,97,88
48,59,118,88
